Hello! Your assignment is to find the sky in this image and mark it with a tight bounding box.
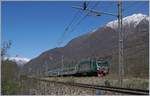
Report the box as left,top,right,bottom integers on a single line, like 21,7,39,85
2,1,149,59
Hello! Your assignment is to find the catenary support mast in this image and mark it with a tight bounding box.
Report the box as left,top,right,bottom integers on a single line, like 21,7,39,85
118,0,124,87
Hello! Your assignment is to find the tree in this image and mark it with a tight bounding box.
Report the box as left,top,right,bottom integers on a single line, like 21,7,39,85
1,40,12,60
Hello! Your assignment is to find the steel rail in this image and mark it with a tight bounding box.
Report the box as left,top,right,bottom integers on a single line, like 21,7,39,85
27,77,149,95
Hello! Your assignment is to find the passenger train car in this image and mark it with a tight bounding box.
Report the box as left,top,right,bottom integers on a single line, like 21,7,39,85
47,58,110,76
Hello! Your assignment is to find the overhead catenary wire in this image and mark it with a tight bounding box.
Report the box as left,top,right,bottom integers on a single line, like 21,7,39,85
56,1,125,47
64,2,100,40
56,10,81,46
68,1,117,40
57,1,116,47
56,2,90,47
67,1,117,37
88,1,115,32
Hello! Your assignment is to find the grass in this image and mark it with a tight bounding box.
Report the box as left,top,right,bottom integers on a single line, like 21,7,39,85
43,76,149,90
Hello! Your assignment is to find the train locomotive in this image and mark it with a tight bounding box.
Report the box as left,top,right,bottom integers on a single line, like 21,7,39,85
47,58,110,76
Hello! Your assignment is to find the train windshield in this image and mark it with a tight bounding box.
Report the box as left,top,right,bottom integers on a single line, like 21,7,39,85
97,60,109,67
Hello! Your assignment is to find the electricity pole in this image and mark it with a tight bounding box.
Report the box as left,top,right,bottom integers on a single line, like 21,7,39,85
118,1,124,87
72,0,124,87
61,55,64,76
45,61,48,76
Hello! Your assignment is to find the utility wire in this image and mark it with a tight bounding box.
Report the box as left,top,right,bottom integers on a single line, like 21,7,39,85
57,10,81,46
70,1,116,34
87,1,115,32
61,1,114,44
67,2,100,37
56,2,101,47
56,2,91,46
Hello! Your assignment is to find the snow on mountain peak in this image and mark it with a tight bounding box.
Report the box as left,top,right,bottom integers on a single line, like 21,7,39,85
4,57,30,66
106,13,149,29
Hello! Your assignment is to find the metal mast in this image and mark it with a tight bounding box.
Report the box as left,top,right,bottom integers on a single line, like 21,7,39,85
118,0,124,87
62,55,64,72
45,61,48,76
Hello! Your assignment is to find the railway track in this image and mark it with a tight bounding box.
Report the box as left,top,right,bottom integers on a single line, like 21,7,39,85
28,77,149,95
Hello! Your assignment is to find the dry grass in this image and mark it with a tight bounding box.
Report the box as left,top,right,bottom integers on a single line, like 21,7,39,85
43,76,148,90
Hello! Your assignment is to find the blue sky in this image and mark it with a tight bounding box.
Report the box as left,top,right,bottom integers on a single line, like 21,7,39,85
2,1,149,59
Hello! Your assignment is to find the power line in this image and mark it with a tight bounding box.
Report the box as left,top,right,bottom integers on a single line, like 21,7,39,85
57,1,116,47
56,2,91,47
69,1,118,33
86,2,115,32
56,2,99,47
67,2,100,37
56,10,81,46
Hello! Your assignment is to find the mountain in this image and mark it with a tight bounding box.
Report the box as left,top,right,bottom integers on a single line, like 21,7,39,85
23,13,149,78
5,57,30,66
106,13,149,29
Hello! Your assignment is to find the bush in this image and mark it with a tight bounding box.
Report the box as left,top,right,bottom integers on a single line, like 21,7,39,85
2,80,20,95
1,60,21,95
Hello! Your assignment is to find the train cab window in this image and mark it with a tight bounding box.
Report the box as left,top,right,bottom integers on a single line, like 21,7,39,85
97,61,109,67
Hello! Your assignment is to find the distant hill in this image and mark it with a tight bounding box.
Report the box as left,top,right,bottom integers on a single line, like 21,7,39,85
23,13,149,78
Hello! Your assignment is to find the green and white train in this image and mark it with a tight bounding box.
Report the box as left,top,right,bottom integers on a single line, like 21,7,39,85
47,58,110,76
